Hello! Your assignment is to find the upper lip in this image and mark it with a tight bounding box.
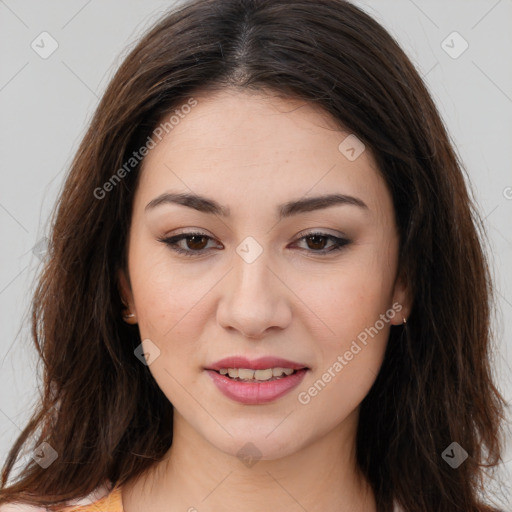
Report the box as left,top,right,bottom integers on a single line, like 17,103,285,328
205,356,309,371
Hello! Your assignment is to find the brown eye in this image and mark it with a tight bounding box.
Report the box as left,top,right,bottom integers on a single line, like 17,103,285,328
158,232,221,257
185,235,209,250
305,235,329,251
294,232,350,254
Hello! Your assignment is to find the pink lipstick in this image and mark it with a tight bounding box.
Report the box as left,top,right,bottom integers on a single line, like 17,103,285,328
204,356,309,405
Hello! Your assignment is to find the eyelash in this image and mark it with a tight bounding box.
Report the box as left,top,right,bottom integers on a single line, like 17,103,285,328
157,231,351,257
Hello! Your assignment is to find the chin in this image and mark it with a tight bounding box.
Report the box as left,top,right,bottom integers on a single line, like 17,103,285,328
200,416,310,462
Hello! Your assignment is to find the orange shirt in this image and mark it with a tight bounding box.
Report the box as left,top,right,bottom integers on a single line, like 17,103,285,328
0,482,123,512
60,483,123,512
0,482,407,511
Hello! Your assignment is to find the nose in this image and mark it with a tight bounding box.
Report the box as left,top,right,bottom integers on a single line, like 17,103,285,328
216,249,292,340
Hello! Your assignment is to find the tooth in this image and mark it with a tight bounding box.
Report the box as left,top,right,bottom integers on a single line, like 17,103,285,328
238,368,255,380
254,369,273,380
222,367,296,380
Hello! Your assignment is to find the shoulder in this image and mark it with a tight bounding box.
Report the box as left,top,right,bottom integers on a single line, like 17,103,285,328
0,481,123,512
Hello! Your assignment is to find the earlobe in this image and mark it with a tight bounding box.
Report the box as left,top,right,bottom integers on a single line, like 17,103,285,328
117,268,138,324
390,272,412,326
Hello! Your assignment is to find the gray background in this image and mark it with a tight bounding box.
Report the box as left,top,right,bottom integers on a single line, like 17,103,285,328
0,0,511,507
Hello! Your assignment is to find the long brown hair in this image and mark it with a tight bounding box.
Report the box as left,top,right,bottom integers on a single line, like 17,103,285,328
0,1,507,510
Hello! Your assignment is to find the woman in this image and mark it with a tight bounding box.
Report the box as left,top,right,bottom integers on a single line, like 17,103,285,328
0,0,507,511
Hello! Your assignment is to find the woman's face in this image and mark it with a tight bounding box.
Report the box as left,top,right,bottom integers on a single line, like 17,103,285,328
119,88,409,460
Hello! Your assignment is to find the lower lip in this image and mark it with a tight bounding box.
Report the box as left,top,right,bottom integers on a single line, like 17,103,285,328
205,369,308,405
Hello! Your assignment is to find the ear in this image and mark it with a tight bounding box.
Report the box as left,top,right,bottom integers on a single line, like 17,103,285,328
389,269,412,326
117,268,135,314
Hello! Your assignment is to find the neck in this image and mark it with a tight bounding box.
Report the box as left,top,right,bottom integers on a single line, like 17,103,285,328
122,409,376,512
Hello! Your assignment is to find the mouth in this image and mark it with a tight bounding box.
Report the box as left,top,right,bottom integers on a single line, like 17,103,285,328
204,356,309,404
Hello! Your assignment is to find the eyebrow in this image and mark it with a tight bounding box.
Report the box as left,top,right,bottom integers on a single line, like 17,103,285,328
145,192,368,218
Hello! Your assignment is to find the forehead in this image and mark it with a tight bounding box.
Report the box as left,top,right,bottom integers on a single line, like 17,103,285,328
135,88,393,222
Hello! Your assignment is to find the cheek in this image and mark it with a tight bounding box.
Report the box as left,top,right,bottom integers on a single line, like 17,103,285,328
298,257,395,343
295,270,393,422
128,252,215,406
294,254,395,415
128,249,211,354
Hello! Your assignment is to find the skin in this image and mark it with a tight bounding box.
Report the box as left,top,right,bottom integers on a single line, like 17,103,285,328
118,88,410,512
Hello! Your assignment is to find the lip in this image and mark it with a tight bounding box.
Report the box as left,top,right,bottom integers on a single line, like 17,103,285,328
205,356,308,372
204,356,309,405
205,368,308,404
